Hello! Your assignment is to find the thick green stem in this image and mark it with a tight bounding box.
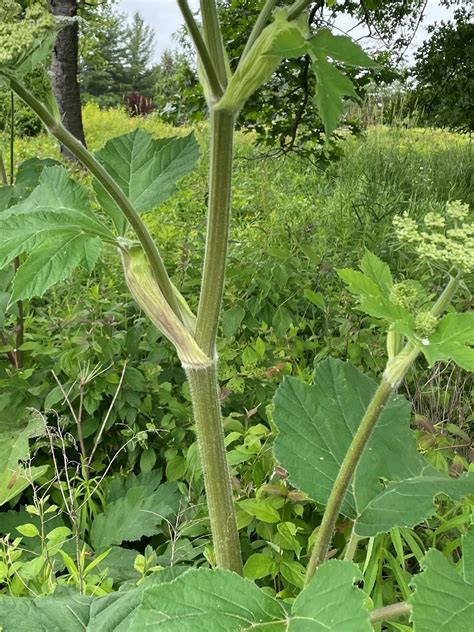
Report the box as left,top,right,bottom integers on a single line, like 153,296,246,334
195,109,235,357
0,151,7,185
186,364,243,574
370,602,411,624
8,77,182,322
305,274,461,582
200,0,228,86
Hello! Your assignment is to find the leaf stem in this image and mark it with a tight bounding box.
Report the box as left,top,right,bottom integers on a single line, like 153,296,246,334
370,601,411,624
200,0,228,86
177,0,224,98
305,273,461,582
195,109,235,357
240,0,278,62
343,525,361,561
0,150,7,185
186,364,243,574
8,77,182,321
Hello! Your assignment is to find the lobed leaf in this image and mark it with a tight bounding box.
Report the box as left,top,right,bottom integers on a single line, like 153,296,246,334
273,358,474,536
94,129,199,234
421,312,474,371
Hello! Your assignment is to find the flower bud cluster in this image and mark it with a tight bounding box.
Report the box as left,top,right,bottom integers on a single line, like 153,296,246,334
414,311,438,337
0,2,54,71
389,281,420,310
393,201,473,273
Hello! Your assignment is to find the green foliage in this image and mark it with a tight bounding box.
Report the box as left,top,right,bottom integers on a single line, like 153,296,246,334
94,129,199,234
410,549,474,631
90,473,180,550
274,358,474,536
411,6,474,132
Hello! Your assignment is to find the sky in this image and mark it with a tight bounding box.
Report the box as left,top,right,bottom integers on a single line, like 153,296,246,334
116,0,454,63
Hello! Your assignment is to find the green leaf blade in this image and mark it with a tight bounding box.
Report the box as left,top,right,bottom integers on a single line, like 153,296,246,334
94,129,199,234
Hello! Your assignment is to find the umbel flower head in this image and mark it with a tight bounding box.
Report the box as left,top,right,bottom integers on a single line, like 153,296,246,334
0,1,55,73
393,201,474,273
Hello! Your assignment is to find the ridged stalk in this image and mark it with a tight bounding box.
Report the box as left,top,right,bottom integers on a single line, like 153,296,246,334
187,364,243,574
195,109,235,357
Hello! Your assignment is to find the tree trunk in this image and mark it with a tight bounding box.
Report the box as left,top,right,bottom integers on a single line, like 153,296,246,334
48,0,86,158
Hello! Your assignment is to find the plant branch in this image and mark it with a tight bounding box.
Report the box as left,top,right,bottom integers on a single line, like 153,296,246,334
370,601,411,624
200,0,228,85
240,0,278,62
8,76,183,322
186,364,243,574
177,0,224,98
305,273,462,582
195,109,235,357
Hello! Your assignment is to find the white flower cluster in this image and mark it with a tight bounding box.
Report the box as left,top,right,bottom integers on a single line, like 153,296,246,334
393,201,473,273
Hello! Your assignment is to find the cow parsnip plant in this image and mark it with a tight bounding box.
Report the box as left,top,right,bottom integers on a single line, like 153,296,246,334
0,1,473,629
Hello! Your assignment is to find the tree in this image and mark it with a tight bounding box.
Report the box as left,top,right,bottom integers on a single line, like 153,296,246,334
164,0,428,156
123,12,156,96
79,5,129,107
410,5,473,133
48,0,87,155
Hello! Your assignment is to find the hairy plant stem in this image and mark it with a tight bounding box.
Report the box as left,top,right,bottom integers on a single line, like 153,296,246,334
195,109,235,357
370,601,411,624
8,77,182,322
305,274,461,582
186,364,243,574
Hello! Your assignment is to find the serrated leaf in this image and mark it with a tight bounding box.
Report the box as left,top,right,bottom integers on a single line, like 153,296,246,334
422,312,474,371
94,129,199,234
0,591,91,632
274,358,474,536
0,166,113,299
129,562,370,630
310,29,379,68
410,549,474,631
311,57,357,138
10,233,102,302
359,250,393,293
90,481,180,550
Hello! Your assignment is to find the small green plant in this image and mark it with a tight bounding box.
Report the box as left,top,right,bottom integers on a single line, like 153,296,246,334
0,1,473,629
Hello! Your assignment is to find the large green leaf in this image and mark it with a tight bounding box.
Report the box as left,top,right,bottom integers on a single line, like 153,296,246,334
310,29,379,68
130,561,371,630
0,465,49,506
90,481,180,550
94,129,199,234
410,549,474,631
274,358,474,536
0,591,91,632
0,166,114,300
0,158,59,214
0,562,370,630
